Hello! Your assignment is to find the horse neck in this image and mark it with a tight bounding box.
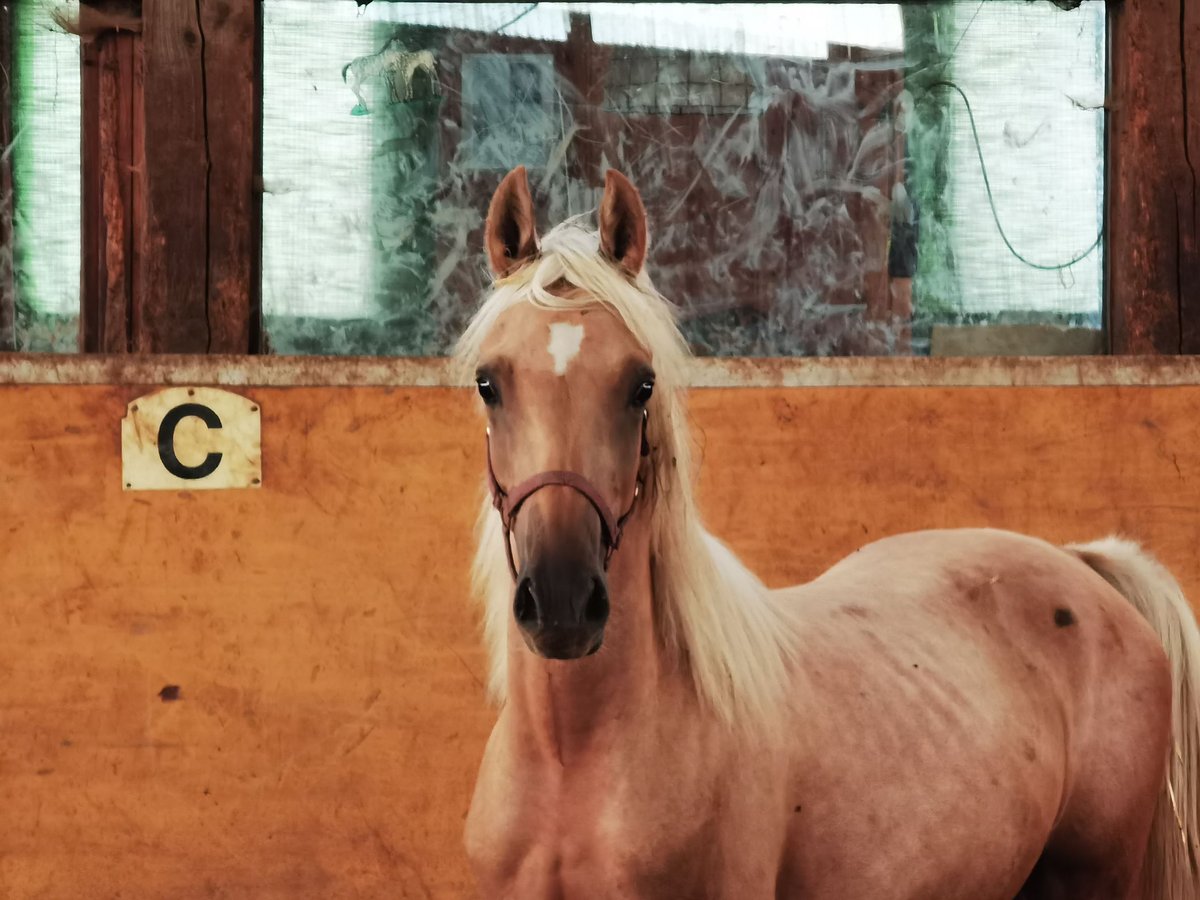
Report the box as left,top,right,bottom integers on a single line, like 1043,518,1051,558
504,512,678,763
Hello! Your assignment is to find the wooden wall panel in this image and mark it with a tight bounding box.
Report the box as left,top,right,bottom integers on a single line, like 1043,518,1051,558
690,386,1200,595
1,385,488,899
2,381,1200,898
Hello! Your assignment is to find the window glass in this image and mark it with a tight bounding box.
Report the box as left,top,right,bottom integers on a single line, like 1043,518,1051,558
261,1,1106,357
10,0,82,352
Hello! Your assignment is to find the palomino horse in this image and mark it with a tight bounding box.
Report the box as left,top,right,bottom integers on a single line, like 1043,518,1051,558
457,166,1200,899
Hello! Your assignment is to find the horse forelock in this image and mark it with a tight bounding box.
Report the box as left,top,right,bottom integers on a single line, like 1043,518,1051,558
457,221,800,735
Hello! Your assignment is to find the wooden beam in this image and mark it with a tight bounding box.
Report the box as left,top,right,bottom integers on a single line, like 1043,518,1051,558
80,0,258,354
1108,0,1200,353
199,0,258,354
558,13,611,187
137,0,208,352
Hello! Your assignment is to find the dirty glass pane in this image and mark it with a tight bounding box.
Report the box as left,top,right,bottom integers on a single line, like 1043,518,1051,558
8,0,82,352
261,1,1106,357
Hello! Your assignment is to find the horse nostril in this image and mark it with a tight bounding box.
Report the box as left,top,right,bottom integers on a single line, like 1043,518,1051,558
585,577,609,625
514,577,538,625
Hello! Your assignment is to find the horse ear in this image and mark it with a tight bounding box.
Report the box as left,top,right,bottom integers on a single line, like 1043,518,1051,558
485,166,540,278
598,169,648,276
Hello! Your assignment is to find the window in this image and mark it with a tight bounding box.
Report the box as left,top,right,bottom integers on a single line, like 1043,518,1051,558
2,1,1108,357
922,1,1104,355
261,1,1107,358
9,0,82,352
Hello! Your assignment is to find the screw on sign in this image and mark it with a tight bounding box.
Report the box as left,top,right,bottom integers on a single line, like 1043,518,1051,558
121,387,262,491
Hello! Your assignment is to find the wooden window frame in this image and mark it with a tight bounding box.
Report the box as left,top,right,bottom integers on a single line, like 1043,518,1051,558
1,0,1195,356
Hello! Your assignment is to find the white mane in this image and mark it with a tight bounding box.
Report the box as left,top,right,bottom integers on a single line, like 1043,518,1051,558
455,220,799,731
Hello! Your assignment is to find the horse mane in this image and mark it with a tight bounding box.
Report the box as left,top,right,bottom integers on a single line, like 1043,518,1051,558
455,220,799,732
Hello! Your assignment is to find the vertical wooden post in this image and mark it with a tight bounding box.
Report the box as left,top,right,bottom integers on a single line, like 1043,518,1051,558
559,13,611,188
197,0,258,354
138,0,210,352
1108,0,1200,354
82,0,258,354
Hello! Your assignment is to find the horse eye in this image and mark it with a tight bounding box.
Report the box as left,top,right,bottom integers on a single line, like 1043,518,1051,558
631,380,654,407
476,377,499,406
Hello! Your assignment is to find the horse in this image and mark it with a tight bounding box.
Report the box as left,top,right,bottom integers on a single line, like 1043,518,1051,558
456,165,1200,899
342,39,439,115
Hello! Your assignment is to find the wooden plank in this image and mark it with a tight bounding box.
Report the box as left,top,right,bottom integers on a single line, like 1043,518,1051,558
137,0,209,352
82,30,141,353
1108,0,1200,353
1,381,1199,897
199,0,256,354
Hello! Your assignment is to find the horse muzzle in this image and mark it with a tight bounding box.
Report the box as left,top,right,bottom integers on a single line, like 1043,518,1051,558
513,558,609,660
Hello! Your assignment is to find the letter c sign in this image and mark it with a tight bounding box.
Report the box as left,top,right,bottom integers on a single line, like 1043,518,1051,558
158,402,224,480
122,387,261,491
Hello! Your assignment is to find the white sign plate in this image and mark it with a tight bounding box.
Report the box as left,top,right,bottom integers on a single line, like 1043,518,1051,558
121,387,262,491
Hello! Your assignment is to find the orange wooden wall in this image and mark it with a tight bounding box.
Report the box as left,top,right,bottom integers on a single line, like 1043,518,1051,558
2,379,1199,898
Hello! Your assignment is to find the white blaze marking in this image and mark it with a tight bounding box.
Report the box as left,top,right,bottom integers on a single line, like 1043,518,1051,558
547,323,585,375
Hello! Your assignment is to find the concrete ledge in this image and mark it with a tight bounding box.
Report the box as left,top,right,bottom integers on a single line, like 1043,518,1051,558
2,352,1200,388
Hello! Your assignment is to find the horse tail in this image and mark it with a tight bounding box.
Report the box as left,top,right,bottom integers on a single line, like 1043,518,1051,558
341,60,352,82
1069,537,1200,898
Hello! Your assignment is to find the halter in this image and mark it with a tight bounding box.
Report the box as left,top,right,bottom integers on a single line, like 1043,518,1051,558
486,409,649,580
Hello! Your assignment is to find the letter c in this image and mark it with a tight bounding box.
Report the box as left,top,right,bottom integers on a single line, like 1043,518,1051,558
157,403,223,480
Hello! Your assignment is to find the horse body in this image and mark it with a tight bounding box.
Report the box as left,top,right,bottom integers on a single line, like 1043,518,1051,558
459,167,1199,899
775,529,1170,899
467,527,1171,898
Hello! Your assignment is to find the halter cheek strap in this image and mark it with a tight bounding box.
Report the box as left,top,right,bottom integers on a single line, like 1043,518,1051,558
486,410,648,580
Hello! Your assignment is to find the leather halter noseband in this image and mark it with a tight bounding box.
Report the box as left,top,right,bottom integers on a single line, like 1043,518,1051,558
486,410,649,580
